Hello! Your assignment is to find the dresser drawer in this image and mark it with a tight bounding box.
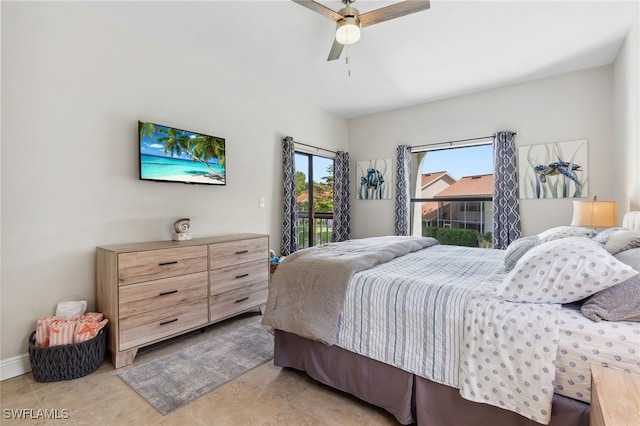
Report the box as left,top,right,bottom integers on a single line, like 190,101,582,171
209,237,268,269
209,283,268,322
118,246,208,286
119,272,208,319
119,298,208,350
210,260,268,295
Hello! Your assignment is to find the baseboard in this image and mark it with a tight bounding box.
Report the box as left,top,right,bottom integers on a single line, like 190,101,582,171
0,353,31,381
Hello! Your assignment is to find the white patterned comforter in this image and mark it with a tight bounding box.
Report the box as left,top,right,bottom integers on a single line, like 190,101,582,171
459,294,562,424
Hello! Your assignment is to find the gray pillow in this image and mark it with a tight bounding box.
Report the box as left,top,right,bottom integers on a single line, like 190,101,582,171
503,236,540,272
581,248,640,322
604,230,640,255
592,227,628,244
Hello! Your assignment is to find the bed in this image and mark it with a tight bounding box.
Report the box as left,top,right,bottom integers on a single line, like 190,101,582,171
262,212,640,426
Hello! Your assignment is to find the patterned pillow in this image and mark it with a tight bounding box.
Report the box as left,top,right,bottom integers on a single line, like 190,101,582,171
581,248,640,322
498,237,638,303
592,227,628,244
537,226,597,243
503,236,540,272
604,230,640,255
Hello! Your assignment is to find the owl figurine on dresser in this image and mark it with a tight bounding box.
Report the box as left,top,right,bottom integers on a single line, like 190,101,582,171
172,218,191,241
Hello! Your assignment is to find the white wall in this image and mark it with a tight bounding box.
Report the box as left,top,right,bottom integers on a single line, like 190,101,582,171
0,2,347,363
348,66,620,238
613,13,640,211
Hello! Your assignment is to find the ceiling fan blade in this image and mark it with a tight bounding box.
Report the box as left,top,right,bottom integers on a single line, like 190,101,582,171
327,39,344,61
291,0,343,21
359,0,430,28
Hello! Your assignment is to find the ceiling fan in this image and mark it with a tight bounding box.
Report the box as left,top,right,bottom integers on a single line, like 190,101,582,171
292,0,430,61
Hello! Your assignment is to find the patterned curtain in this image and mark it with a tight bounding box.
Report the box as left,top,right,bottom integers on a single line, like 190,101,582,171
394,145,412,236
281,136,299,255
332,151,351,242
493,131,521,249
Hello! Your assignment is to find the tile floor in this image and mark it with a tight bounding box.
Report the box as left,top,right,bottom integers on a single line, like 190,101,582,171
0,313,401,425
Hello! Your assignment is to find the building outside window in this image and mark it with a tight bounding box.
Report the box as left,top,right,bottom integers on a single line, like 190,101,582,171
410,143,494,248
294,152,334,248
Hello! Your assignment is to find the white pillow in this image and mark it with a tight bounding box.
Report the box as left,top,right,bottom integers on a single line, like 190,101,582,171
537,226,597,243
498,237,638,303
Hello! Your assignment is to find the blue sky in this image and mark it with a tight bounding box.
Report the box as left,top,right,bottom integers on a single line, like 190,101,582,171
421,144,493,180
295,154,333,183
294,144,493,183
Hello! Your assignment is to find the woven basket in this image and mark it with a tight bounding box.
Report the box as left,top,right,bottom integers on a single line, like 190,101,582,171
28,329,106,382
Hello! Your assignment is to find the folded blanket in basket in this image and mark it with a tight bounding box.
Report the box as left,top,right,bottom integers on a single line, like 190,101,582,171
74,318,108,343
49,319,77,347
36,313,107,347
35,316,57,346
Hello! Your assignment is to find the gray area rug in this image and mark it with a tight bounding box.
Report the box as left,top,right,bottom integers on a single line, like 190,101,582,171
117,319,274,415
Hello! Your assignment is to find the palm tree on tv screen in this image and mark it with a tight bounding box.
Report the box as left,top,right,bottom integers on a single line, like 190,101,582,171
139,121,155,141
142,123,225,178
191,135,225,167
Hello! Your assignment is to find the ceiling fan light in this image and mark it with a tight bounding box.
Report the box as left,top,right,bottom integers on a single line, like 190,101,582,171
336,17,361,45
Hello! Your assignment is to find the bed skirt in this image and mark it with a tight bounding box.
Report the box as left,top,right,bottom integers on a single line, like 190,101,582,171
274,330,590,426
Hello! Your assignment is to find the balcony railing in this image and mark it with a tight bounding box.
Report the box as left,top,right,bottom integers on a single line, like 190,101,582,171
297,212,333,248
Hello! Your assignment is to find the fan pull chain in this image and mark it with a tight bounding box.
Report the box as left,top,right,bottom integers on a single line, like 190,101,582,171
346,44,351,77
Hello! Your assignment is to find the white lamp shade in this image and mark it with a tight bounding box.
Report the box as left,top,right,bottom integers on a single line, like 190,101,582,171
570,199,619,227
336,17,361,45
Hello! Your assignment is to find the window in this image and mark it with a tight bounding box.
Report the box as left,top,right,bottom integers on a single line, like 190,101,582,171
410,143,494,248
295,152,334,248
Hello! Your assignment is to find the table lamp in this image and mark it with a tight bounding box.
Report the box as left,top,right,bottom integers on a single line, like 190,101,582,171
570,196,619,229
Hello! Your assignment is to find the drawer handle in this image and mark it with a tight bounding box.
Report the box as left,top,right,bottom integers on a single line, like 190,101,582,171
235,273,249,279
159,290,178,296
158,261,178,266
235,250,249,255
160,318,178,326
235,297,249,303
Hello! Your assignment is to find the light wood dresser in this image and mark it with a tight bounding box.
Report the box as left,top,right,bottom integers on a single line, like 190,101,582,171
590,365,640,426
97,233,269,368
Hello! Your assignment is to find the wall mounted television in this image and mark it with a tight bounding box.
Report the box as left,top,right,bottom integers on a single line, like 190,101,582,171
138,121,226,185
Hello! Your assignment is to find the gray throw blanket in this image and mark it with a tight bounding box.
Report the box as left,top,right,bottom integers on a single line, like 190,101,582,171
261,236,438,345
580,248,640,322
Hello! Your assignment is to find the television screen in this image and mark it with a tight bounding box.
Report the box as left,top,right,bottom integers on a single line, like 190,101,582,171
138,121,226,185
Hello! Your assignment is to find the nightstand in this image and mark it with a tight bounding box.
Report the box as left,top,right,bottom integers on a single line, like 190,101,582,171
590,365,640,426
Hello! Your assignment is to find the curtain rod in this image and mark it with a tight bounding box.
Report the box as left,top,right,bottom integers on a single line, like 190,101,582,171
411,132,517,150
287,137,337,155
